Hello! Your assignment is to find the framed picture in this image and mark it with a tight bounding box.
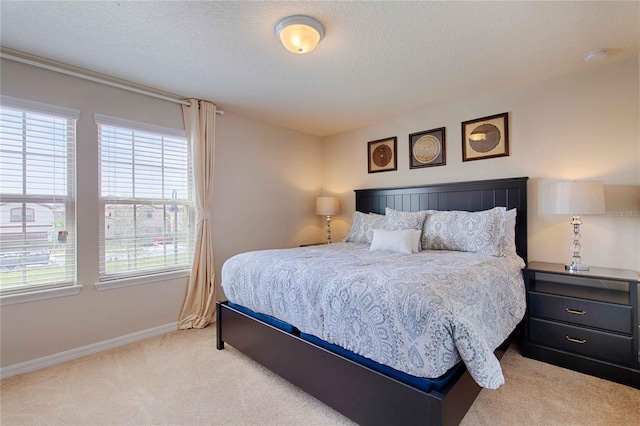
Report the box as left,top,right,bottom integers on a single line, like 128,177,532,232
367,137,397,173
409,127,446,169
461,112,509,161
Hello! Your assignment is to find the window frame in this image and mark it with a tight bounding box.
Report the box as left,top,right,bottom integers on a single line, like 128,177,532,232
95,114,193,283
0,96,79,295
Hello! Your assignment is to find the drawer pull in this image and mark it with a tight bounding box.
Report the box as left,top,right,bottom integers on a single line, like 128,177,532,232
565,335,587,344
565,308,586,315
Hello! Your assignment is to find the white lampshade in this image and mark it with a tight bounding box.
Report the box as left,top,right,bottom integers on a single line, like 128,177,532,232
275,15,324,54
316,196,340,216
550,181,605,215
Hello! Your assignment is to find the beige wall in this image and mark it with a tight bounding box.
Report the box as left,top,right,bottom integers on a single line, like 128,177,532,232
213,111,323,295
0,59,323,367
322,57,640,272
2,55,637,370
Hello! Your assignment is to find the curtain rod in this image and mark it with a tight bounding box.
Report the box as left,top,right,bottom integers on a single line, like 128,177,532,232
0,48,223,115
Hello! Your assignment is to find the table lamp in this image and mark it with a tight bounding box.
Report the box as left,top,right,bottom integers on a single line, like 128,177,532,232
550,180,605,271
316,196,340,244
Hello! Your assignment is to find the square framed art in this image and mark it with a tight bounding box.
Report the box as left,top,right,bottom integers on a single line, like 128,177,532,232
409,127,446,169
461,112,509,161
367,137,397,173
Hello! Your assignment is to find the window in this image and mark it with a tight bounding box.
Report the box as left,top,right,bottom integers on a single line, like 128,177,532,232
0,97,78,293
10,207,36,222
96,114,193,281
10,207,35,222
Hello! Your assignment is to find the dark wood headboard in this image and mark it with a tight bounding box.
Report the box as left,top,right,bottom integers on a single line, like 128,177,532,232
354,177,529,263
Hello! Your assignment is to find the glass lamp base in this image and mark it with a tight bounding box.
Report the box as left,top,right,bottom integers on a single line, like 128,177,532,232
566,216,589,272
565,263,590,272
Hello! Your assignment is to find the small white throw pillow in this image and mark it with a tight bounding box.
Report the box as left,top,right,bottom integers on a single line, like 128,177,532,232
370,229,419,255
409,229,421,253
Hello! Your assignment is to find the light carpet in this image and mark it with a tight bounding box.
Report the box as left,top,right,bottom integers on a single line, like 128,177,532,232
1,326,639,425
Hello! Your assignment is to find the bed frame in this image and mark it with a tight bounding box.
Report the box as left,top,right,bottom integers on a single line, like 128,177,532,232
217,176,528,426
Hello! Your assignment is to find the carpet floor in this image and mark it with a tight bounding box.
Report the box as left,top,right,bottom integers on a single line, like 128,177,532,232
1,326,639,425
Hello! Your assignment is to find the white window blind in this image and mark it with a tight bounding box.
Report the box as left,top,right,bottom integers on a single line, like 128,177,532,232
96,115,193,281
0,97,78,294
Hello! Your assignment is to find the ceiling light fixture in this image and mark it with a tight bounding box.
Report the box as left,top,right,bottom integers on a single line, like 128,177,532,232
583,49,608,63
275,15,324,54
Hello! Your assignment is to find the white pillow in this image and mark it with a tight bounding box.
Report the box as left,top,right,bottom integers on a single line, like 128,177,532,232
385,207,428,232
421,207,505,256
342,211,387,244
502,208,517,254
370,229,420,255
409,229,421,253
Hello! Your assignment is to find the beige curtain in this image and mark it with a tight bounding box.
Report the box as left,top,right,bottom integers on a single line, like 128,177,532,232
178,99,217,329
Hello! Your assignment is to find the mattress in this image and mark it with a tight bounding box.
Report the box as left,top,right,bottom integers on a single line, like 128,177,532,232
228,301,464,393
221,242,526,389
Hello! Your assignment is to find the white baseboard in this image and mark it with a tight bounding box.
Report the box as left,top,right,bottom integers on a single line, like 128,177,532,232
1,322,178,380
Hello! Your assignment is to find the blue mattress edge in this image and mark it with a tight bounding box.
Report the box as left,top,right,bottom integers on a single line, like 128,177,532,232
225,301,463,393
227,302,295,333
300,331,463,393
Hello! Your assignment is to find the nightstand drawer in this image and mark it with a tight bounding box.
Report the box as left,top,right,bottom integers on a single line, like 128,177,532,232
528,291,632,334
529,318,633,365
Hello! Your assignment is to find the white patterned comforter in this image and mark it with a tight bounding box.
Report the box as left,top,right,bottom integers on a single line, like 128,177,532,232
221,242,526,389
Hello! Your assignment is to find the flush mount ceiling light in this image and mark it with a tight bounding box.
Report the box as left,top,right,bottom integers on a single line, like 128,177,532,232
583,49,608,63
275,15,324,54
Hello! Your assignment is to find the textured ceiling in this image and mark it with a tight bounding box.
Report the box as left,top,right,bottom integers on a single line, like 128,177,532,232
1,1,638,137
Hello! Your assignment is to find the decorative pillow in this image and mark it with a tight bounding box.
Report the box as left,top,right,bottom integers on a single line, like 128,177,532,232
369,229,418,255
385,208,428,233
342,211,387,244
501,208,517,254
421,207,505,256
409,229,421,253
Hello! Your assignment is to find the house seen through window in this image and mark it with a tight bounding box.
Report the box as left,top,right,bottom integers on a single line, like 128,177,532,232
9,207,35,222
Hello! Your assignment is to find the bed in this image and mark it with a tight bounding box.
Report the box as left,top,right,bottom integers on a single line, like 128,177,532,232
216,176,528,425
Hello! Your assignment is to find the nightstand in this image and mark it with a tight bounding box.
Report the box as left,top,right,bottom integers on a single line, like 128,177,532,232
299,242,328,247
522,261,639,389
